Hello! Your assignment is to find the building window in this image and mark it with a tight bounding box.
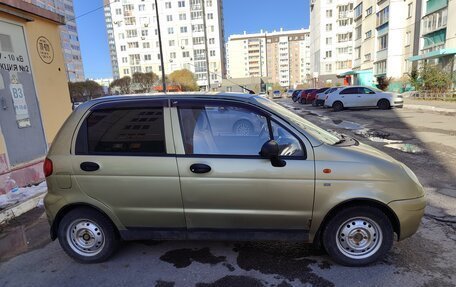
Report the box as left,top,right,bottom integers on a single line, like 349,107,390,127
180,26,188,33
179,13,186,20
141,30,148,37
207,13,213,20
144,54,151,61
336,60,351,70
377,6,389,27
126,29,138,38
143,42,150,48
325,51,332,58
169,40,175,46
120,45,126,51
124,68,129,75
209,38,215,44
355,25,362,40
405,31,411,46
122,57,128,63
354,3,362,19
115,8,122,15
124,17,136,25
128,42,139,48
366,7,372,16
326,24,332,31
378,34,388,50
168,27,174,34
210,50,216,56
376,60,387,75
165,2,171,8
355,47,361,59
364,53,371,61
138,4,145,11
170,52,176,59
365,30,372,39
326,9,333,17
178,1,185,7
337,32,352,42
182,51,190,57
325,64,332,73
326,37,332,45
166,15,172,21
407,3,413,18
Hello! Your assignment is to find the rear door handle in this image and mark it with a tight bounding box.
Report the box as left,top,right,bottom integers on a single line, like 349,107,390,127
190,163,211,174
80,162,100,172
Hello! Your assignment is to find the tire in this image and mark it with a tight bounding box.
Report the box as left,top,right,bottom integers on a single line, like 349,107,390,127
312,100,317,107
322,206,393,266
377,99,390,110
58,207,120,263
233,120,254,136
332,101,344,112
299,97,306,104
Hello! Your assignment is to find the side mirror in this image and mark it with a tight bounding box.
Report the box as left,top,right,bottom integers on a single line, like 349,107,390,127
259,140,286,167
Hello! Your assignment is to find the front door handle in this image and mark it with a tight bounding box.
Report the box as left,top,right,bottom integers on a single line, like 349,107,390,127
80,162,100,172
190,163,211,174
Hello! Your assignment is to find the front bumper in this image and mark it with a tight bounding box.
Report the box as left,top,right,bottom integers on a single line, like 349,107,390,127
388,195,425,240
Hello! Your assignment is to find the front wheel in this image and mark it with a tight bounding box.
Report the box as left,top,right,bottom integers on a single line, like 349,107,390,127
332,101,344,112
58,207,120,263
377,99,390,110
322,206,393,266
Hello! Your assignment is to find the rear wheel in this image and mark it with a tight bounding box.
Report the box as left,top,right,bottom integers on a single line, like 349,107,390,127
322,206,393,266
332,101,344,112
377,99,390,110
299,97,306,104
58,207,120,263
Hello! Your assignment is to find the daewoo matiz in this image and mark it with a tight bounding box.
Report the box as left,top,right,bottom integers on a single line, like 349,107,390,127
44,93,425,266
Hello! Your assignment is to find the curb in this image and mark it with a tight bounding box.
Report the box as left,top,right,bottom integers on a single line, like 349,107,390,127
0,193,46,225
404,104,456,113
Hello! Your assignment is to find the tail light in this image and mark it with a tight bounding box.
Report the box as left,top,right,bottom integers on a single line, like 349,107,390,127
44,158,53,177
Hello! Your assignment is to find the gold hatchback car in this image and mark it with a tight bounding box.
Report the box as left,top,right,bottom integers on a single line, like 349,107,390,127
44,93,425,266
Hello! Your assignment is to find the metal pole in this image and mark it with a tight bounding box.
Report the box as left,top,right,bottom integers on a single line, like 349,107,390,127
201,0,211,91
155,0,166,92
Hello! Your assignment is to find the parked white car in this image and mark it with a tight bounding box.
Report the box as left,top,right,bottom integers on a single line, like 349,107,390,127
324,86,404,111
314,87,343,106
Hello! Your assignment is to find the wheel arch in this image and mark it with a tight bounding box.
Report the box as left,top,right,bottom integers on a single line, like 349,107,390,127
313,198,400,247
50,203,120,240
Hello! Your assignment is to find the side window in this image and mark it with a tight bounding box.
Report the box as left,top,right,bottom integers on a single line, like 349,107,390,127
178,103,270,156
340,88,357,95
362,87,375,94
76,107,166,155
271,121,305,157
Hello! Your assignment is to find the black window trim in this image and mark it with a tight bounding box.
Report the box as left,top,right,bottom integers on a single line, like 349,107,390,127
173,98,307,160
74,98,170,157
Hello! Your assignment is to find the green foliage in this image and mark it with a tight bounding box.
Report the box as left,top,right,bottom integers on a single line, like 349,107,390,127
68,80,103,102
109,76,132,94
419,64,452,92
168,69,199,91
376,76,391,91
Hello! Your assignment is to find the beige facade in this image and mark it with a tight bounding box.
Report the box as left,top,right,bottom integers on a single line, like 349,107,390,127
227,29,311,88
0,0,72,192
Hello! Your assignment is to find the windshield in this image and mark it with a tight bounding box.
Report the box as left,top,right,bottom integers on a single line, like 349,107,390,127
253,96,340,145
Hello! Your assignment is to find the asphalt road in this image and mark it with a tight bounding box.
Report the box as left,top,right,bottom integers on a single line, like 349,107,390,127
0,100,455,287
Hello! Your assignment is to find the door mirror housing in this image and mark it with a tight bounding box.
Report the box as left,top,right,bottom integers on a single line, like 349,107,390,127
260,140,286,167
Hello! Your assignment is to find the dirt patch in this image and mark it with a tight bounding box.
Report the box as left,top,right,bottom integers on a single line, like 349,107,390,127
234,242,334,287
160,247,226,268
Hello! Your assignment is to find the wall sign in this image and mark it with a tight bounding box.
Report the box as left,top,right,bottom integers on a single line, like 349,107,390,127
36,36,54,64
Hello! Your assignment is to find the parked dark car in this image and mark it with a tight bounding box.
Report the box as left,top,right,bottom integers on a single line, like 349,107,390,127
306,88,329,105
314,87,342,106
291,90,303,102
298,89,317,104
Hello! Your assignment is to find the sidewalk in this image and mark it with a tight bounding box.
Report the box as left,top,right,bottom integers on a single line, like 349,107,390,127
404,98,456,113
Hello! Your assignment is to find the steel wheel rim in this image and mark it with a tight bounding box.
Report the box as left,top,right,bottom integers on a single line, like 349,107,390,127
67,219,105,256
235,122,251,135
336,217,383,259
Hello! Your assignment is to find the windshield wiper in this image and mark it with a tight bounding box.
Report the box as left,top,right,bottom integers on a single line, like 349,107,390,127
333,134,347,145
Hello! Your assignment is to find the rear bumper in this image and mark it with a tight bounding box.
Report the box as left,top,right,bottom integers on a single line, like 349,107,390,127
315,99,325,106
388,196,425,240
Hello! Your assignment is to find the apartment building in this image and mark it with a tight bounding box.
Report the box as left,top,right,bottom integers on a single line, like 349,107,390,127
22,0,85,81
409,0,455,83
310,0,354,85
226,29,311,87
104,0,225,88
349,0,422,87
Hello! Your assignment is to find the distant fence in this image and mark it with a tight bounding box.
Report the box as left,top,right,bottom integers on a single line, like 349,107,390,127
404,91,456,101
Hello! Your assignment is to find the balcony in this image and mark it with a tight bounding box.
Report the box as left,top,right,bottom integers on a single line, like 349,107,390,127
376,49,388,60
353,58,361,68
338,11,353,19
421,8,447,36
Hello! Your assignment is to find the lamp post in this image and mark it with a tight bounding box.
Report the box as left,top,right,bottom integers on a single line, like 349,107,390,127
154,0,167,92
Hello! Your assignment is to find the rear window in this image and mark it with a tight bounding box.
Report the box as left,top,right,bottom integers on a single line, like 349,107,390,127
75,107,166,155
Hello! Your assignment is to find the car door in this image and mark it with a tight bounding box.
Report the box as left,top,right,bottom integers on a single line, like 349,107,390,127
71,99,186,229
339,87,359,107
171,99,315,238
359,87,378,107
